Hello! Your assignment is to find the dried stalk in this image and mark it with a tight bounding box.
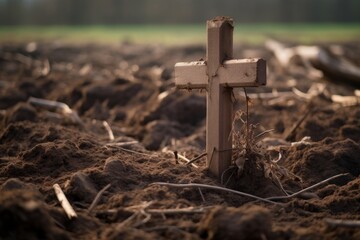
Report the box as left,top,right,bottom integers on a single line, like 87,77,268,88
284,105,313,141
162,150,199,168
87,183,111,214
198,188,206,202
117,212,140,228
331,94,360,107
292,83,326,100
177,153,199,168
40,59,51,77
114,146,157,157
246,91,294,99
105,141,138,147
266,173,349,201
117,202,153,229
102,121,115,141
28,97,83,126
146,206,208,215
100,205,210,216
220,166,236,185
53,183,77,219
142,225,187,233
150,182,282,205
291,136,313,147
186,152,207,165
324,218,360,228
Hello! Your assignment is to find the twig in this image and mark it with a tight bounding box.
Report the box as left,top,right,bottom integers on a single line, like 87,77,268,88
246,91,294,99
292,84,325,100
105,141,138,147
102,121,115,141
186,152,207,165
116,146,157,157
324,218,360,228
118,202,153,229
28,97,84,126
254,129,274,143
134,209,152,228
117,212,139,228
3,52,33,66
173,151,179,164
87,183,111,214
163,151,199,168
150,182,281,205
220,166,236,185
97,205,210,217
266,173,349,201
142,225,188,233
284,105,313,141
40,58,51,77
331,94,360,107
146,206,209,214
291,136,313,147
198,188,206,202
53,183,78,219
177,153,199,168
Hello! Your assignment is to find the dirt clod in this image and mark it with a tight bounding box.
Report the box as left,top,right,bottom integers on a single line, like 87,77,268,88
199,205,272,240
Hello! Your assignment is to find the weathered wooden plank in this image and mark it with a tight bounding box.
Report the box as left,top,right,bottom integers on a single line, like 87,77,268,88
218,59,266,87
206,17,233,178
175,61,207,89
175,58,266,89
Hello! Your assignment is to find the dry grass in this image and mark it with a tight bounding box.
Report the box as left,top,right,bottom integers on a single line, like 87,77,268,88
229,89,301,194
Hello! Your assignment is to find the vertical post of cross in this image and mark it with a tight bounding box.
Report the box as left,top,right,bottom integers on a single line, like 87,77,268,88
206,17,234,177
175,16,266,179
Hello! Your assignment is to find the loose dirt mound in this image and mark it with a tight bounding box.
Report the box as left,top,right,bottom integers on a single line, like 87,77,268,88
0,41,359,239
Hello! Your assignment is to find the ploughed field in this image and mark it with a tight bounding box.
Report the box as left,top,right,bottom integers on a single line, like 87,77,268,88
0,40,359,239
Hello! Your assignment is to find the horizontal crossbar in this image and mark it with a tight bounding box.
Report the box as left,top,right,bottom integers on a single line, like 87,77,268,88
175,58,266,89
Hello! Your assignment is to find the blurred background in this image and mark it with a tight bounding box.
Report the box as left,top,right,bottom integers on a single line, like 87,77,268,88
0,0,359,44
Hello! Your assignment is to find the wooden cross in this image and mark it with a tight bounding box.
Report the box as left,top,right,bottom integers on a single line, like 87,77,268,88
174,17,266,178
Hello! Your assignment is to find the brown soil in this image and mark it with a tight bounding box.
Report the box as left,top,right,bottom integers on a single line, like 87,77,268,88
0,41,359,240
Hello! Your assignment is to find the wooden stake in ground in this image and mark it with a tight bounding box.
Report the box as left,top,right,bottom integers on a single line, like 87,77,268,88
175,17,266,178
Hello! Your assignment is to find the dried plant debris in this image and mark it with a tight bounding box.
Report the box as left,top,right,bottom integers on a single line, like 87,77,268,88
230,101,301,194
